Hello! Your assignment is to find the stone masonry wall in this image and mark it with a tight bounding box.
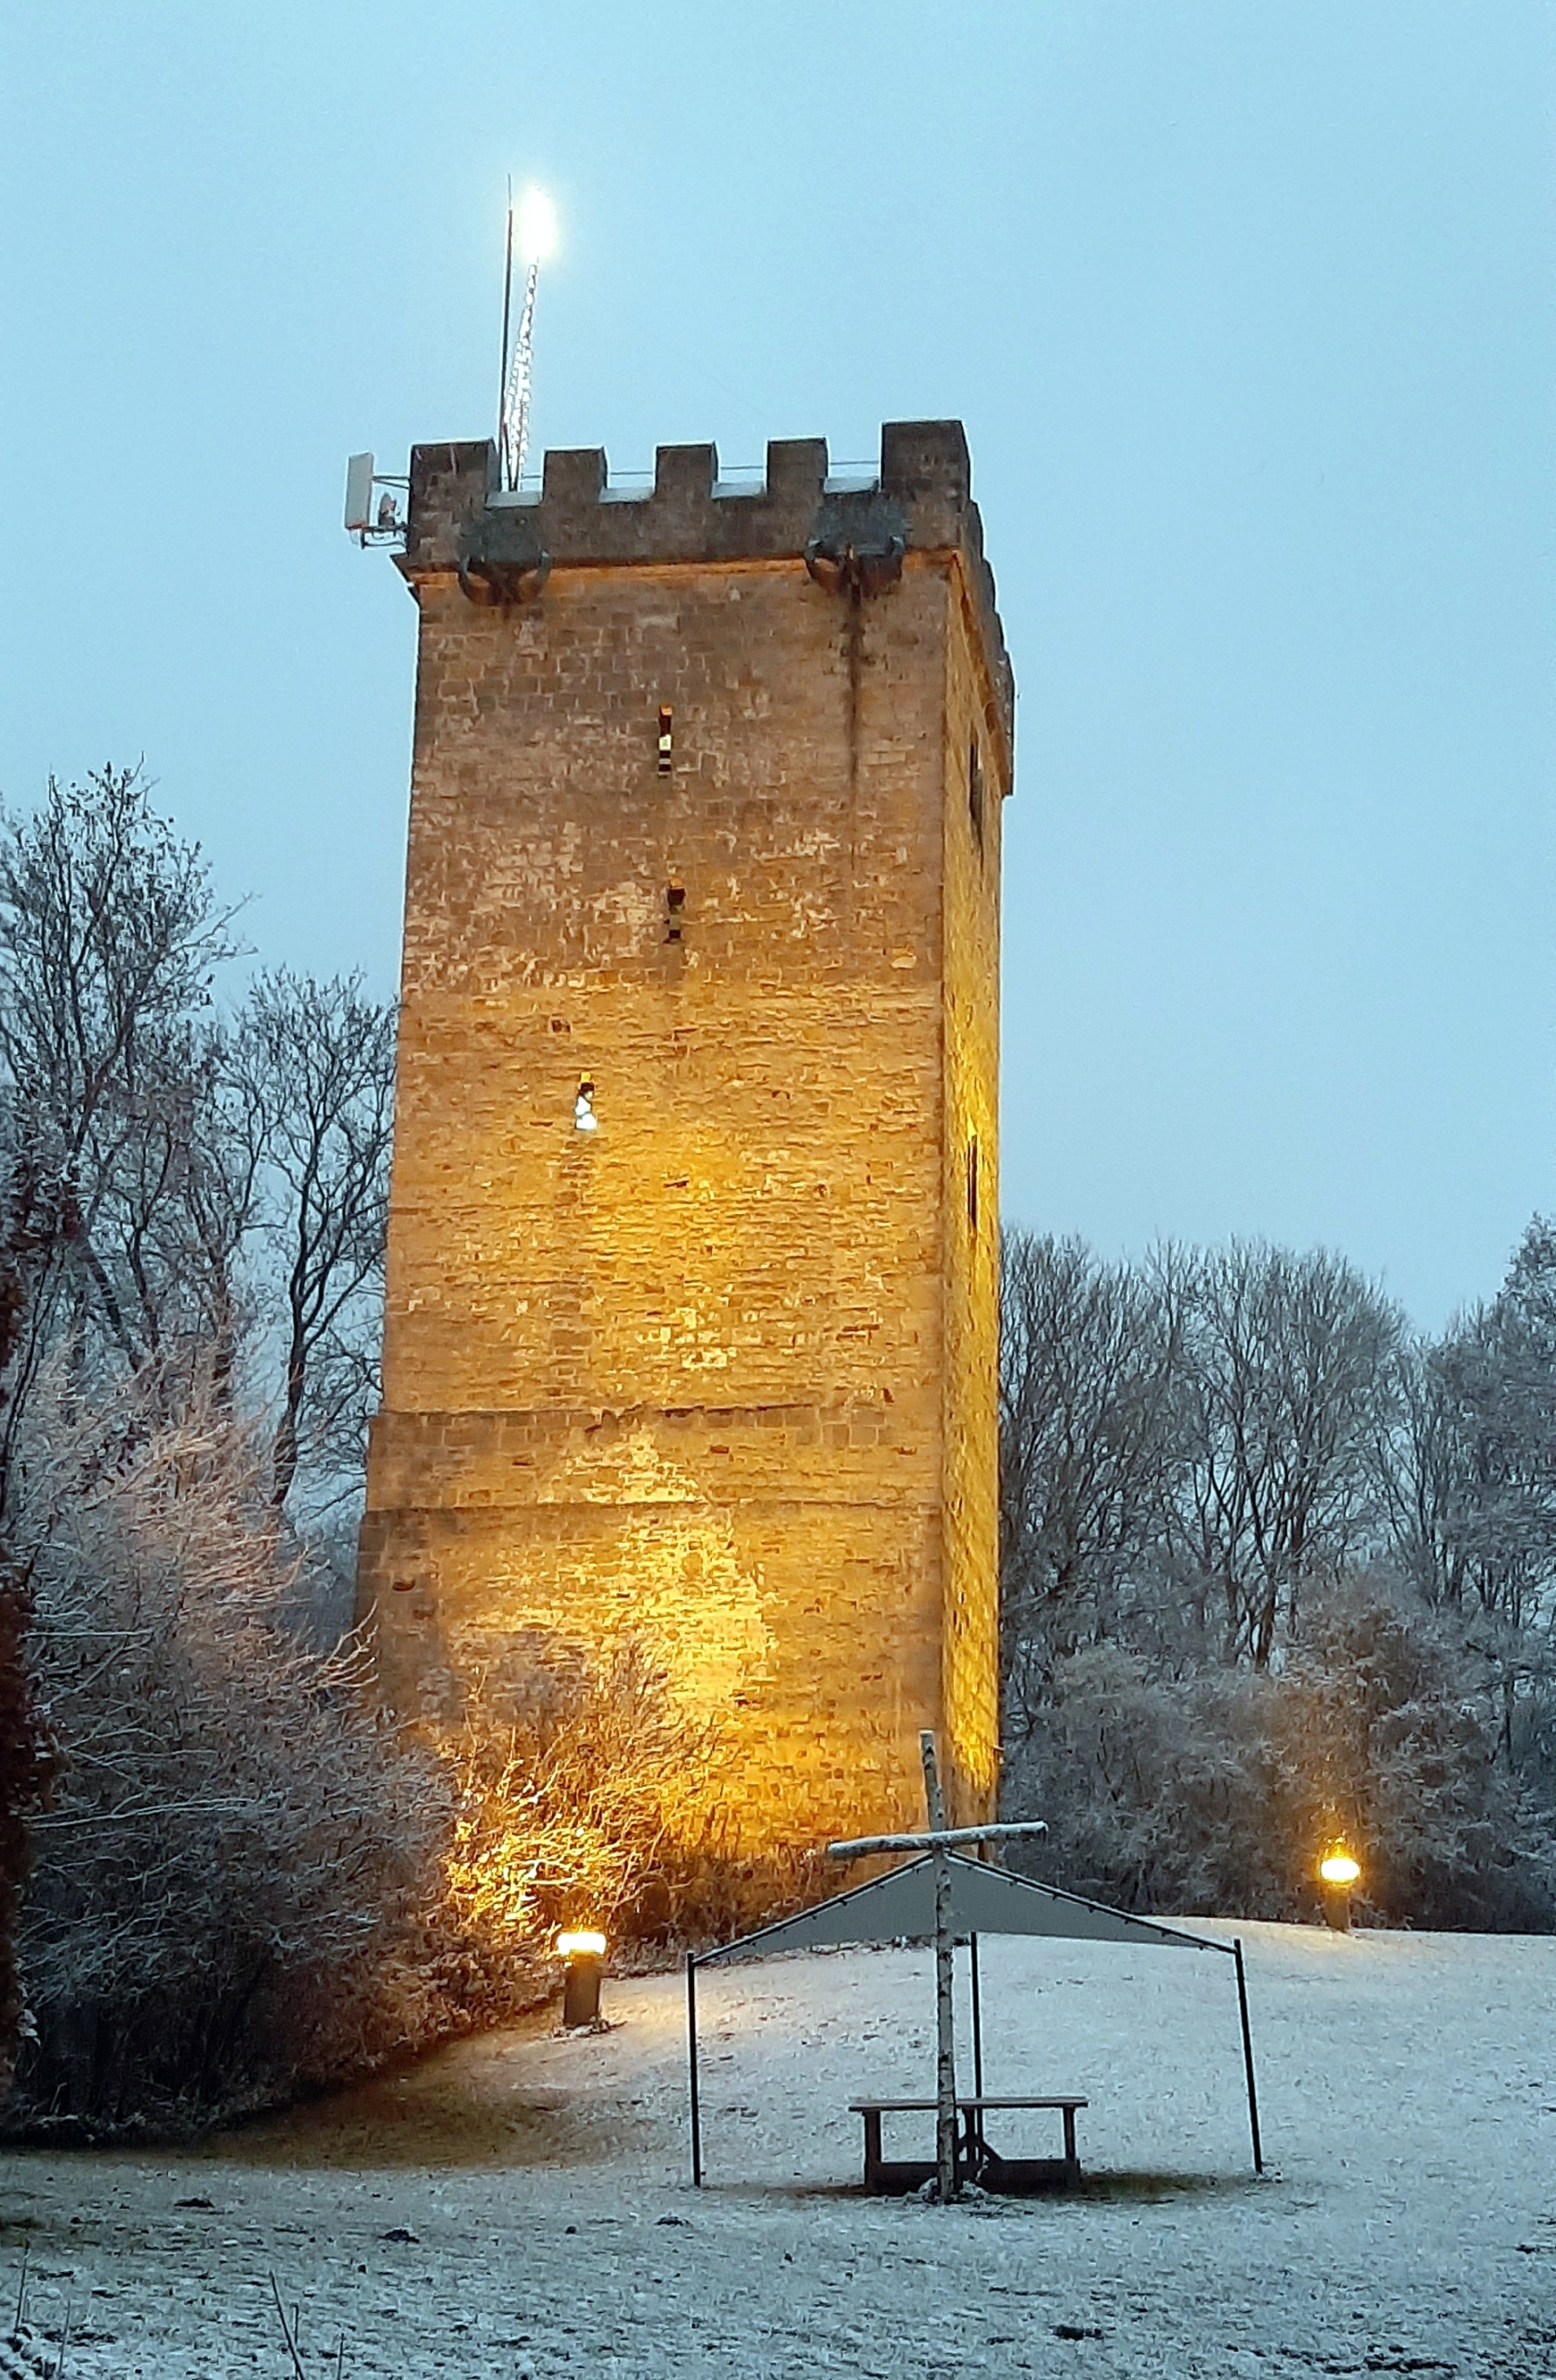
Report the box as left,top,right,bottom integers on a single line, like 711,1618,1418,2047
938,574,1006,1825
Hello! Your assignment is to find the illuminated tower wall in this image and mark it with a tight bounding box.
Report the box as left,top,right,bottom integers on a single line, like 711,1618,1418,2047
358,420,1014,1850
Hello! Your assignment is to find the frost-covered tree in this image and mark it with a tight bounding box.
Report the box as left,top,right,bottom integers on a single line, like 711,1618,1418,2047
1162,1241,1404,1667
0,769,396,1526
1000,1234,1184,1732
227,969,396,1514
0,767,245,1483
1000,1231,1404,1684
999,1227,1556,1928
1433,1225,1556,1633
0,767,402,2120
4,1365,443,2135
1378,1226,1556,1798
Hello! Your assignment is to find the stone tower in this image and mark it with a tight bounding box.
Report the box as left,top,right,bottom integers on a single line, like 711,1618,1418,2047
358,420,1013,1851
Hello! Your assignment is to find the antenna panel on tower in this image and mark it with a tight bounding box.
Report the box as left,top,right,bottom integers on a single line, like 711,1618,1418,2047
344,453,376,534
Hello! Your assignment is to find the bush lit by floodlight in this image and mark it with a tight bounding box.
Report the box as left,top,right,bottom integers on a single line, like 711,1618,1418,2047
1319,1846,1361,1887
518,188,558,263
556,1928,607,1959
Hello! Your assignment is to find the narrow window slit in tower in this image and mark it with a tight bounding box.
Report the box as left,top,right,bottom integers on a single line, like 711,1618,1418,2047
657,706,674,775
967,1134,980,1233
574,1078,599,1132
969,735,984,853
666,884,686,943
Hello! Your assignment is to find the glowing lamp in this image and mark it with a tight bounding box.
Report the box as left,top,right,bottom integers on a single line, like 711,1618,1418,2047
555,1929,607,1960
517,187,558,263
556,1927,607,2028
1319,1839,1360,1931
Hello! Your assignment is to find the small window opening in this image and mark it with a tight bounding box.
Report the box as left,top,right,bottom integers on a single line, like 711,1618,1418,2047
666,884,686,943
966,1134,980,1233
574,1078,599,1132
657,706,674,776
969,735,984,853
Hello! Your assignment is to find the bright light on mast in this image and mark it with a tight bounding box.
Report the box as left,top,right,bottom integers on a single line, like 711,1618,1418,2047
499,186,557,491
517,188,557,263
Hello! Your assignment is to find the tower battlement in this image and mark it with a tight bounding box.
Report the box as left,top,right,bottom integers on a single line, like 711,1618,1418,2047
401,421,1013,758
362,414,1011,1855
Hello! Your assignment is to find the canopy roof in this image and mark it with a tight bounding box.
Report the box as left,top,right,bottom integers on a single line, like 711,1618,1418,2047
694,1852,1232,1965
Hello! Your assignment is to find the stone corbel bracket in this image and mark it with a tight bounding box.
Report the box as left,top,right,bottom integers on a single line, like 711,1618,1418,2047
455,552,552,607
803,500,907,597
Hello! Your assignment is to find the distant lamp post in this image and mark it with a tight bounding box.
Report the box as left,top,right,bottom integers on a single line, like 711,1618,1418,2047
557,1928,608,2027
1318,1843,1361,1933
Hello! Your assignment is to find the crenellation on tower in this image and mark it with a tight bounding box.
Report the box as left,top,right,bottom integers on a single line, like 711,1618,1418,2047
878,416,970,503
763,435,829,504
362,416,1013,1853
402,439,495,572
398,425,1013,752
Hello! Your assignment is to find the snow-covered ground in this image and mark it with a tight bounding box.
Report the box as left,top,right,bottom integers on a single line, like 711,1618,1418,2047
2,1920,1552,2377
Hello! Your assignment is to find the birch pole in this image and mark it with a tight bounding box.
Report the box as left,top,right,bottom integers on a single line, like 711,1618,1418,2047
919,1728,957,2204
826,1760,1047,2208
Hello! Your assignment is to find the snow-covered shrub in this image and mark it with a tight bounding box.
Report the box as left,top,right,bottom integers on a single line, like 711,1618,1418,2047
5,1371,448,2138
438,1638,809,2012
1004,1644,1290,1916
1005,1576,1556,1930
1278,1577,1556,1929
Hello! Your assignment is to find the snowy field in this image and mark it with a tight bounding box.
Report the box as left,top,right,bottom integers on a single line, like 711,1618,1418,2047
1,1920,1552,2378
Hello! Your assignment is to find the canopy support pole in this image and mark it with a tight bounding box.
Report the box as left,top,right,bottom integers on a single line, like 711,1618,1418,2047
687,1954,703,2188
1233,1937,1263,2175
921,1732,957,2202
969,1933,984,2099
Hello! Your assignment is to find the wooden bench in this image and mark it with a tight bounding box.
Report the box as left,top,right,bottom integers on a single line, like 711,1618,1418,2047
849,2096,1088,2194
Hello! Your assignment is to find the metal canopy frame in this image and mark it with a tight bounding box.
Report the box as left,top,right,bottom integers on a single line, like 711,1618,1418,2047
684,1856,1263,2188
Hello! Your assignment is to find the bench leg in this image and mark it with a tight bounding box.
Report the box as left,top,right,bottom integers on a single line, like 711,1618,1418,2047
862,2109,884,2192
1062,2105,1079,2174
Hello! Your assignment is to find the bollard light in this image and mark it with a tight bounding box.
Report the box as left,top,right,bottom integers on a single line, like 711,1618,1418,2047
1318,1841,1361,1932
556,1928,608,2028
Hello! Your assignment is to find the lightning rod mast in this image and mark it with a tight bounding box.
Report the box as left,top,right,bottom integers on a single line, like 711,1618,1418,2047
499,186,556,492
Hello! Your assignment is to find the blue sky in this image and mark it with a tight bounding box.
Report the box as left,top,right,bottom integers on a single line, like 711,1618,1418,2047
2,2,1551,1332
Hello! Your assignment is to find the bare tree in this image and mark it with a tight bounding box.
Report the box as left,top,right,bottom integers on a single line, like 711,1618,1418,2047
229,971,396,1511
0,760,404,1638
1378,1335,1470,1610
999,1234,1401,1684
0,766,245,1487
0,1169,60,2104
1161,1241,1403,1666
1432,1225,1556,1634
1379,1228,1556,1782
999,1232,1184,1734
0,774,396,1522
